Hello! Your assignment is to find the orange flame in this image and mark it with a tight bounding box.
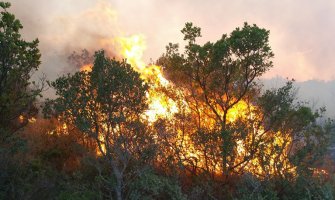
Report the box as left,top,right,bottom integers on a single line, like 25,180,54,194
77,34,295,177
80,64,93,72
72,2,296,177
116,35,177,122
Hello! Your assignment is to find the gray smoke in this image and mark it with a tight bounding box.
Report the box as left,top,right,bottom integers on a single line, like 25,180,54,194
262,77,335,118
7,0,335,116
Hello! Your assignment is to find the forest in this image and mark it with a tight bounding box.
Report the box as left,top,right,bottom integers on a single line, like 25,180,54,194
1,2,335,199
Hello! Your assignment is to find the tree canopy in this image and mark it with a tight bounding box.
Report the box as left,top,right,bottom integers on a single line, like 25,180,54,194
45,51,161,200
0,2,41,136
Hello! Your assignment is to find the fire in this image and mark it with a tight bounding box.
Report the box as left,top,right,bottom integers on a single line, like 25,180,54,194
230,105,295,176
116,34,177,122
118,35,146,71
19,1,318,182
80,64,93,72
77,34,177,122
77,34,295,177
226,100,249,123
19,115,24,123
168,98,296,177
71,3,296,177
18,115,37,124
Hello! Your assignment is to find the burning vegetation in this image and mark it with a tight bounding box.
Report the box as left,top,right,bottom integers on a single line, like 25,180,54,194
43,21,333,199
1,2,334,200
70,23,295,179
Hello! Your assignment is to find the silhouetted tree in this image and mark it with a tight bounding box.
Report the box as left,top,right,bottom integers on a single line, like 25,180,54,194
0,2,42,136
156,23,334,199
45,51,158,200
158,22,274,177
0,2,44,198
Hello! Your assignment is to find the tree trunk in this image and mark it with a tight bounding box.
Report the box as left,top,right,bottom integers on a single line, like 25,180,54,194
115,179,122,200
116,183,122,200
111,162,123,200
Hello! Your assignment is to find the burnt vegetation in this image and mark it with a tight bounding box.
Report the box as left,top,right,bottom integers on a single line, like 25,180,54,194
1,2,335,200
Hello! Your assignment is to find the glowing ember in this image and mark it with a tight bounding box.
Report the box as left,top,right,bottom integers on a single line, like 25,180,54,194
28,117,36,123
80,64,93,72
19,115,24,123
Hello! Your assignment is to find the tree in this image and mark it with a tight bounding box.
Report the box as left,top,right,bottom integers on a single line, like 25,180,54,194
157,22,274,177
257,82,334,199
0,1,41,136
156,23,333,198
45,50,156,200
0,2,44,198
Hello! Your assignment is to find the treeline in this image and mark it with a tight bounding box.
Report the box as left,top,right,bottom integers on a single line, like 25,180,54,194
1,2,335,200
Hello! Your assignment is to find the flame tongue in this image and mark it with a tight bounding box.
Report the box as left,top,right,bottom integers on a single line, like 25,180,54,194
118,35,146,71
78,34,176,122
80,64,93,72
77,33,294,177
117,34,178,122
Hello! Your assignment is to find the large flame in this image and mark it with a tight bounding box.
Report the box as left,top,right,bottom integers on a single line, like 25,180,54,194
78,33,295,177
74,3,295,178
80,64,93,72
79,34,177,122
113,36,295,177
116,35,178,122
169,98,295,177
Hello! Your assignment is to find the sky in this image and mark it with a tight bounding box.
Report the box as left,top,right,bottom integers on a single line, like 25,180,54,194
7,0,335,116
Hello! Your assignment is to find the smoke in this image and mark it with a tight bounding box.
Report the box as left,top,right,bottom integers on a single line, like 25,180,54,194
9,0,127,80
262,77,335,118
9,0,335,81
7,0,335,114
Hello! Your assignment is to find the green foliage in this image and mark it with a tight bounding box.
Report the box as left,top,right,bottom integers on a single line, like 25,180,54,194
181,22,201,44
56,191,98,200
159,22,273,105
157,22,275,177
0,1,41,136
45,50,151,161
45,50,155,199
0,2,44,198
128,170,186,200
46,50,148,137
235,174,279,200
155,22,335,199
275,174,335,200
56,176,100,200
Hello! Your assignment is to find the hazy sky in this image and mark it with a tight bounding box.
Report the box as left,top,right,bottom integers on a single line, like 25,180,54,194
6,0,335,117
9,0,335,82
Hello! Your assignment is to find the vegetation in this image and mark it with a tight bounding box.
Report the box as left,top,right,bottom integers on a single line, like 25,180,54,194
1,2,334,200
